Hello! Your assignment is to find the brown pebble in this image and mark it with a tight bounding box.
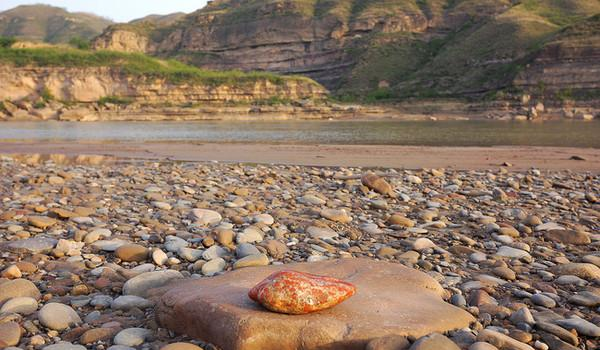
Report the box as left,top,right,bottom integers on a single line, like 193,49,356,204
115,244,149,262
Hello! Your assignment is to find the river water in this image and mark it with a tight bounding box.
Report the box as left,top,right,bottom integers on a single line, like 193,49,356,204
0,120,598,148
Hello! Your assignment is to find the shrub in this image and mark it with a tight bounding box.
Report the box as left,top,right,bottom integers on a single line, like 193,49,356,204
254,96,293,106
68,37,91,50
0,36,16,48
365,88,394,102
40,87,55,102
98,96,134,106
555,88,573,102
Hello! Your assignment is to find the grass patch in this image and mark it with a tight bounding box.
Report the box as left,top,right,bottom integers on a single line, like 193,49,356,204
555,88,573,102
365,88,395,103
254,96,294,106
199,0,318,25
40,87,55,102
555,88,600,101
518,0,600,27
68,37,91,50
33,101,46,109
110,22,156,37
0,47,317,87
98,96,135,106
163,50,222,67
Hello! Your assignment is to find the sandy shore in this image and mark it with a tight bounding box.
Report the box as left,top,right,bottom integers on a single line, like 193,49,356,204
1,141,599,171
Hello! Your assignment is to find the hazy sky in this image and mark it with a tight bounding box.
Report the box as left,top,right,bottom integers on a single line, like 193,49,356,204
0,1,209,22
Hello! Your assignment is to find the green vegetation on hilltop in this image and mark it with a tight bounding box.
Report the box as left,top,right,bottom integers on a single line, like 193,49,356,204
129,13,187,27
518,0,600,26
337,0,600,101
0,46,316,87
0,4,113,44
198,0,430,23
202,0,317,21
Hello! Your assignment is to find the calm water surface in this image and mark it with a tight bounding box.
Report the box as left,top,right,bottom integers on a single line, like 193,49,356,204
0,120,599,148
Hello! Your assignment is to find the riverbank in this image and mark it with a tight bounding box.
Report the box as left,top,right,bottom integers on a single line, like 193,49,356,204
1,141,599,172
1,108,597,122
1,98,598,122
0,103,380,122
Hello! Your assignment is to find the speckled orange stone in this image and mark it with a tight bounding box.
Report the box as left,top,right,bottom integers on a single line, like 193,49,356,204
248,270,356,314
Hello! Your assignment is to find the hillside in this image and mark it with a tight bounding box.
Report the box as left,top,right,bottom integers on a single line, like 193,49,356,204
93,0,600,104
0,4,113,43
514,13,600,102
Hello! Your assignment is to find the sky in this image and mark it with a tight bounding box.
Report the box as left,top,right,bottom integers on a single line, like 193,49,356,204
0,0,209,22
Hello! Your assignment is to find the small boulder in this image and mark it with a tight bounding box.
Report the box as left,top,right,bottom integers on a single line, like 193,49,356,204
0,296,38,315
366,335,410,350
320,208,352,223
261,240,288,259
113,328,152,347
387,215,415,227
0,278,41,305
27,216,57,229
551,263,600,280
362,173,395,197
0,322,21,347
7,236,57,254
38,303,82,331
236,226,264,244
544,230,590,245
123,270,184,297
160,343,204,350
80,328,118,345
202,258,227,277
409,333,460,350
477,329,534,350
115,244,148,262
189,209,222,226
233,254,269,269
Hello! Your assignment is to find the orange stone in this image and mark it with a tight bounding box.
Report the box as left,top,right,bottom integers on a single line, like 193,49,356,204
248,270,356,314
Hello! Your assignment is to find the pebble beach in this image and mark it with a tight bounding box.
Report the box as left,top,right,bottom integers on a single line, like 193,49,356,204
0,154,599,350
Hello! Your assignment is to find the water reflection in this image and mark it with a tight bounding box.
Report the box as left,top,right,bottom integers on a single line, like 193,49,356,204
0,120,598,148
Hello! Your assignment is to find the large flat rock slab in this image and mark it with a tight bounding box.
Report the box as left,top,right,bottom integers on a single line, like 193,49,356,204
154,259,474,350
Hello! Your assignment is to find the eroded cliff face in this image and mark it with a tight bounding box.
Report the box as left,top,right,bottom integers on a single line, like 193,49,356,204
0,66,326,104
514,15,600,101
92,0,600,101
92,30,150,53
93,0,440,89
